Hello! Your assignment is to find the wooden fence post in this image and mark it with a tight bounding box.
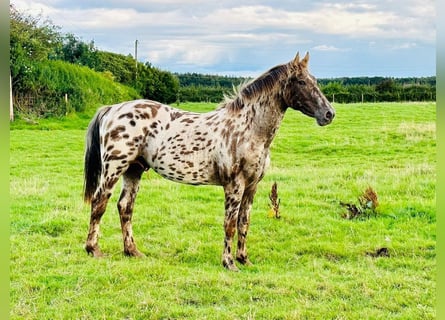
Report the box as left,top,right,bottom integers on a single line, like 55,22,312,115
64,93,68,115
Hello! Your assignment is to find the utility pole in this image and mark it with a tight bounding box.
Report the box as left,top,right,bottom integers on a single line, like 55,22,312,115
135,39,138,82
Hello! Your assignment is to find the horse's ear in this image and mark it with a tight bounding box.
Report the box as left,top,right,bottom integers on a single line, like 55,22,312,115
300,52,309,69
293,52,300,66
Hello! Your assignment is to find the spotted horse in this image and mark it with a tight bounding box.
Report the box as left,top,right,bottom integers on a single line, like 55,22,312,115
83,52,335,271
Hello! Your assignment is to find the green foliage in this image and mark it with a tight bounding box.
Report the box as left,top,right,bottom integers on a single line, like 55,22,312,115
9,4,62,88
9,5,140,118
139,64,180,104
319,77,436,103
55,33,99,69
178,73,246,87
13,60,140,117
10,5,180,119
179,85,231,103
95,51,135,84
10,103,436,319
54,43,180,104
9,4,61,62
320,81,348,103
177,73,246,102
176,73,436,103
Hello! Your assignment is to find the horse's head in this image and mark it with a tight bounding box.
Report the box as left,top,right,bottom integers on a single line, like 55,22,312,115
282,52,335,126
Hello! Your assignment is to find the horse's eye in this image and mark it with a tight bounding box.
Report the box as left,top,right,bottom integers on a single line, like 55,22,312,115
298,80,306,86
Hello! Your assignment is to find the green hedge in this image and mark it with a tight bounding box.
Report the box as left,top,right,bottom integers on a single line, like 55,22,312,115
13,60,140,117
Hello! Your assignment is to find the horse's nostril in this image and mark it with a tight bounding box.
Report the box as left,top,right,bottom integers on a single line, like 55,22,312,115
325,111,334,120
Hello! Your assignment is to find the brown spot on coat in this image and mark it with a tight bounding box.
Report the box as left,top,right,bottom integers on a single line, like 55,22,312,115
180,118,194,124
170,112,183,121
151,106,159,118
134,103,149,109
110,126,126,141
118,112,134,120
111,149,122,155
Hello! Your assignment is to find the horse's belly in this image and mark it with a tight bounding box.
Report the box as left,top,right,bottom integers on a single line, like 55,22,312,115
149,156,217,186
154,168,213,185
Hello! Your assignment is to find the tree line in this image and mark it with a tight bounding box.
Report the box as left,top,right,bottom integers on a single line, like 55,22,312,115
176,74,436,104
318,77,435,103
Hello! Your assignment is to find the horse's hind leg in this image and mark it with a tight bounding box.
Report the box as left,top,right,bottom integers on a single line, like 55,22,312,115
85,176,119,257
118,163,145,257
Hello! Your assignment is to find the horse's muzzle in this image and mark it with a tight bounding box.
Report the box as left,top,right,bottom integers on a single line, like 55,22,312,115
316,107,335,126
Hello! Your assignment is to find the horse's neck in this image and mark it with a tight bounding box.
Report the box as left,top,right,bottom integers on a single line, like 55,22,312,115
243,95,285,148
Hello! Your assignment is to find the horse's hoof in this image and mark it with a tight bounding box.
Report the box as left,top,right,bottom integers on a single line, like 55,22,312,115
124,249,145,257
223,260,240,272
226,264,240,272
86,245,104,258
93,252,105,258
237,257,253,266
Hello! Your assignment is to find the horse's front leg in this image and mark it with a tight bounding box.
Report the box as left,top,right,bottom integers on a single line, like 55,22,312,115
236,183,258,266
222,181,244,271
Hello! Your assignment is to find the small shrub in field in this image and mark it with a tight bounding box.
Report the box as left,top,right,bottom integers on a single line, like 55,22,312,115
268,182,281,219
340,186,379,220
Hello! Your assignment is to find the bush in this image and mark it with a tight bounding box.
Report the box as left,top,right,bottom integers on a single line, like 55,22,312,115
13,60,140,117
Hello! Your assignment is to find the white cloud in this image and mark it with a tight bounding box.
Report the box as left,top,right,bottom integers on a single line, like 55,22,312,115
390,42,418,50
144,40,225,66
307,2,434,43
312,45,350,52
11,0,436,77
15,1,435,42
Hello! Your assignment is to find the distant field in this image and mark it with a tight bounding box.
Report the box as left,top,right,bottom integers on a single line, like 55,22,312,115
10,102,436,319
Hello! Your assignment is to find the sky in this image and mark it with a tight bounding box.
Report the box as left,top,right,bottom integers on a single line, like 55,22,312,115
12,0,436,78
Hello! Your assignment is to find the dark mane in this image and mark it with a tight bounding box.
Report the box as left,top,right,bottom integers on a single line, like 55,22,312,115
220,63,290,112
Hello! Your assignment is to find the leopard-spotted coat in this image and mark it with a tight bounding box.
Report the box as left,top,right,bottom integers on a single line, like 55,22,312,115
83,52,335,271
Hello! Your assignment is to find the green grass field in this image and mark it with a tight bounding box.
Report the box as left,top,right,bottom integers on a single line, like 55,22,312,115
10,102,436,319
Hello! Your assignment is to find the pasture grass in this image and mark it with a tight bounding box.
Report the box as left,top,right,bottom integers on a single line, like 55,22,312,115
10,102,436,319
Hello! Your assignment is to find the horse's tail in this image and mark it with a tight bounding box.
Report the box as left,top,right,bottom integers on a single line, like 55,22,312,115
83,106,111,203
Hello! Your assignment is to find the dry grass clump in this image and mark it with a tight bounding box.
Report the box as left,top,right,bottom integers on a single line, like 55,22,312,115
340,186,379,219
268,182,281,219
